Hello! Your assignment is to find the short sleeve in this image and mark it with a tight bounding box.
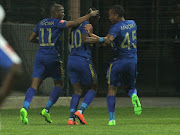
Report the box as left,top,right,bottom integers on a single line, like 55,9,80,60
56,19,67,29
33,22,40,34
108,24,120,39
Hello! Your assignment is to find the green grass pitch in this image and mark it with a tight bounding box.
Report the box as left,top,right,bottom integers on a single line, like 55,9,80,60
0,106,180,135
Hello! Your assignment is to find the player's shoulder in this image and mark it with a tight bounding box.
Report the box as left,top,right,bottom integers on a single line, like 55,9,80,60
53,19,67,27
39,18,54,25
40,18,63,24
83,21,89,25
80,21,89,27
55,19,67,24
40,18,50,23
77,21,89,30
118,20,137,28
38,18,65,28
126,20,136,24
110,21,122,30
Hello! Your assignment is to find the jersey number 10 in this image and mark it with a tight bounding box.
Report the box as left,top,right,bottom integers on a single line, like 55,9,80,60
71,30,82,49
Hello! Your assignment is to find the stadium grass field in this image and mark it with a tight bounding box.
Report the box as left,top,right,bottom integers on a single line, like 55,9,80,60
0,106,180,135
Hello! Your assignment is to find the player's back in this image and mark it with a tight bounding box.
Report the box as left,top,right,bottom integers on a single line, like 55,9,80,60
34,18,67,56
109,20,137,61
69,21,92,59
68,22,96,87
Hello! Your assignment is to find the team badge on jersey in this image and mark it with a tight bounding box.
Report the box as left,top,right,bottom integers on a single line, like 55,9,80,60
59,20,66,23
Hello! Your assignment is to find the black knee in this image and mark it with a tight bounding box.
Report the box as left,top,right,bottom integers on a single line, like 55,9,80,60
74,88,82,95
91,84,97,92
54,80,64,88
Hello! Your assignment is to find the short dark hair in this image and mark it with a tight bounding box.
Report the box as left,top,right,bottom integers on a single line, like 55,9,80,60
110,5,125,17
50,4,63,14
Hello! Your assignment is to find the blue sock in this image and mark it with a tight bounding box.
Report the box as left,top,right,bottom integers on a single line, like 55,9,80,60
109,112,115,121
45,100,53,112
79,90,96,113
23,87,37,111
128,89,137,98
70,94,80,118
45,86,62,112
107,95,116,121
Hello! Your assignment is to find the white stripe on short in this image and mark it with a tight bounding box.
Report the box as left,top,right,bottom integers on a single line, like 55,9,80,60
0,34,22,64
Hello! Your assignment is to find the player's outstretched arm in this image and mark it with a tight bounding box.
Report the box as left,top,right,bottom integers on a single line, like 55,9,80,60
84,24,99,38
66,8,99,28
29,32,39,43
84,24,112,45
82,34,100,44
83,34,111,46
106,34,115,43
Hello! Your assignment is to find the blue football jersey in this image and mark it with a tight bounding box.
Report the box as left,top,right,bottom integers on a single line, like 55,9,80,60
108,20,137,61
70,21,92,59
33,18,67,56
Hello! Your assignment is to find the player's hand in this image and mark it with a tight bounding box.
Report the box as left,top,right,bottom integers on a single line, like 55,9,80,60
84,24,93,34
97,43,107,47
103,37,111,45
89,8,99,17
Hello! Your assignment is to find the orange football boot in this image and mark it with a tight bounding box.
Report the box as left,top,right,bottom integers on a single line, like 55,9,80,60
74,111,87,125
68,119,79,125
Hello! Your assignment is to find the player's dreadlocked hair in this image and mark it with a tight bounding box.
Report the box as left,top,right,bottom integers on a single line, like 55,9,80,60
110,5,125,17
88,8,100,25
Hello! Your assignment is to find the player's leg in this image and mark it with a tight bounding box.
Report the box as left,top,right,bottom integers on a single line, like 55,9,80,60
74,87,96,125
68,82,81,125
20,77,43,124
130,89,142,115
22,78,43,111
43,80,64,113
0,64,22,108
41,60,64,123
0,39,22,108
22,54,45,111
107,85,117,125
125,86,142,115
106,62,120,125
76,85,97,116
20,55,45,124
67,57,81,125
75,62,97,125
41,80,64,123
124,63,142,115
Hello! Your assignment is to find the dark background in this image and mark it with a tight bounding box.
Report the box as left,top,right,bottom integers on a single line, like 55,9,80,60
0,0,179,97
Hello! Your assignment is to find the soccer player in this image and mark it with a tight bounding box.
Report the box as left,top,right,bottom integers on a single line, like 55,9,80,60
85,5,142,126
67,10,103,125
0,5,22,108
19,4,99,124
